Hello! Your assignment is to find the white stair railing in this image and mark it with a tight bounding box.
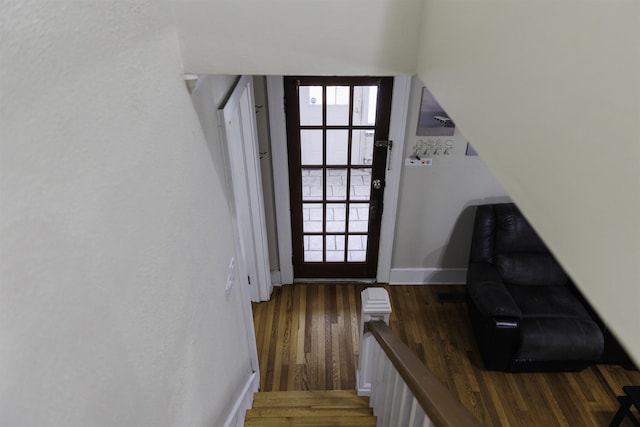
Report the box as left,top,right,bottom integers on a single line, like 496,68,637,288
371,341,431,426
356,288,481,427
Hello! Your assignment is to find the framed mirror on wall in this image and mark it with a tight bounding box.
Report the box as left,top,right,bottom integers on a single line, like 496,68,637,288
417,86,455,136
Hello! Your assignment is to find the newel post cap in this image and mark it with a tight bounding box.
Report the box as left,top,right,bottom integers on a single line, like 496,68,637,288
361,287,391,324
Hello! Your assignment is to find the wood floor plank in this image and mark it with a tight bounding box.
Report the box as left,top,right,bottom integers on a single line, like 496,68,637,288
286,286,299,390
505,372,529,412
295,285,306,365
322,285,331,389
316,284,326,390
259,287,276,391
252,284,640,426
270,287,284,391
330,323,341,389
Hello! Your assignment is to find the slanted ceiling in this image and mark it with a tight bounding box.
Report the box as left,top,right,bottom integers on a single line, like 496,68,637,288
416,0,639,363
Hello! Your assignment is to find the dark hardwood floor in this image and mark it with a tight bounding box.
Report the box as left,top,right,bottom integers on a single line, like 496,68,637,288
252,284,640,426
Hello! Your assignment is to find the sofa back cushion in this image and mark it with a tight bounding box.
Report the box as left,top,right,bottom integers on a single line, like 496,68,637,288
495,253,568,286
494,204,548,254
470,203,569,286
469,205,497,263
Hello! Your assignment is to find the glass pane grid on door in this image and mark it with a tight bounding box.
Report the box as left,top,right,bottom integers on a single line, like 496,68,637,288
298,82,377,264
302,198,370,263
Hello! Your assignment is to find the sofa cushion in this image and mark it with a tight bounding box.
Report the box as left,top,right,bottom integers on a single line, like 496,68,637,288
495,253,568,286
514,317,604,362
494,204,548,254
469,205,497,263
507,284,590,319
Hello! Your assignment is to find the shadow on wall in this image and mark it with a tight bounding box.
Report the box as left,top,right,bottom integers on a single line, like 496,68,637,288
437,197,512,269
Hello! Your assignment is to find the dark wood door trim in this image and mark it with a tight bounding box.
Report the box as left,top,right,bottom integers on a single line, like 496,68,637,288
284,76,393,279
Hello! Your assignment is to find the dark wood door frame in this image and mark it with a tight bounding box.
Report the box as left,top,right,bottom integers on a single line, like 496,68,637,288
284,76,393,279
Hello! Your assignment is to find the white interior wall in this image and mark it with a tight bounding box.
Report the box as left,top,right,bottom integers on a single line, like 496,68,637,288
392,77,509,274
1,2,254,426
416,0,640,362
172,0,424,75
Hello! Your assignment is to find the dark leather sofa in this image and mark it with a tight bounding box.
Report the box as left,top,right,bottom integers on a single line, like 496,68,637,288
465,203,606,372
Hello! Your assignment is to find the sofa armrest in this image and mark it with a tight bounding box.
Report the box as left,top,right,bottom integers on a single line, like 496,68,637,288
467,262,522,319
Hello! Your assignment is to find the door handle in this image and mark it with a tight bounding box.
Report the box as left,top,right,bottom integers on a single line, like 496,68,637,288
369,200,379,220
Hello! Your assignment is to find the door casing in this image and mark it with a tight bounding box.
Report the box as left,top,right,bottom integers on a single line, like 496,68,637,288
219,75,273,301
267,76,411,284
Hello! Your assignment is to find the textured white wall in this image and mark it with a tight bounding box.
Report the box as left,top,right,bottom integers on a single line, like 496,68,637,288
416,0,640,362
172,0,424,75
392,77,509,269
0,2,253,426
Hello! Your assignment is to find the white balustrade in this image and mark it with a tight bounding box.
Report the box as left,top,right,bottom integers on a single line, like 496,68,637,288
357,288,434,427
357,287,392,396
370,341,434,427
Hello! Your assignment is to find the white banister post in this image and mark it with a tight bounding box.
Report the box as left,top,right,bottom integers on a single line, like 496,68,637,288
356,287,392,396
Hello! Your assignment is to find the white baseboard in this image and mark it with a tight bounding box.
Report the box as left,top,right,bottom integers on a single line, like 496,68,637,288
272,268,466,285
270,270,282,286
389,268,467,285
223,371,259,427
355,370,371,397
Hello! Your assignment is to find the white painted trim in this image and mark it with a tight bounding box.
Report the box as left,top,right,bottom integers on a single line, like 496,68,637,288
268,76,410,284
293,278,376,284
238,253,260,376
356,369,371,397
270,270,282,286
218,77,262,380
220,76,272,302
376,76,411,283
266,76,294,285
222,371,259,427
389,268,467,285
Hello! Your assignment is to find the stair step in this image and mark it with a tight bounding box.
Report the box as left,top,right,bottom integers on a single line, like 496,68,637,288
246,407,373,418
245,415,377,426
245,390,376,427
252,390,363,400
252,391,369,408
